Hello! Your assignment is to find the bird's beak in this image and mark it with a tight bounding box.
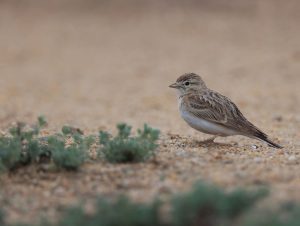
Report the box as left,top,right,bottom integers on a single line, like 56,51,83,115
169,83,180,89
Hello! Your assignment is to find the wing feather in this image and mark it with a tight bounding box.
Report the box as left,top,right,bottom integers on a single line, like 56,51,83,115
183,91,266,136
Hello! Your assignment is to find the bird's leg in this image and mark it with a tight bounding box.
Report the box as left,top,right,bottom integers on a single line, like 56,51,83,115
206,135,217,142
194,135,218,147
198,135,218,144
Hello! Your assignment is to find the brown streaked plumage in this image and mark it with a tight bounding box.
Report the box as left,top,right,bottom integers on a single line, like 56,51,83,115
169,72,283,148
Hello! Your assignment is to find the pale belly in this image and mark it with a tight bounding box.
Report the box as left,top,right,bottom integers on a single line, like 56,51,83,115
179,107,239,136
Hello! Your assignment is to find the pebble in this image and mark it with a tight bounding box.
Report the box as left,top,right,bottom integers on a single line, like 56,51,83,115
53,187,65,196
254,157,262,163
251,145,258,150
288,155,297,161
175,149,188,157
273,115,283,122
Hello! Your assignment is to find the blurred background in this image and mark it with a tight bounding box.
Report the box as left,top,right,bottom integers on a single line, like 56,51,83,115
0,0,299,134
0,1,300,224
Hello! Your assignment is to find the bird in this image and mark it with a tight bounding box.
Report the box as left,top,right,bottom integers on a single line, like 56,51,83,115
169,72,282,148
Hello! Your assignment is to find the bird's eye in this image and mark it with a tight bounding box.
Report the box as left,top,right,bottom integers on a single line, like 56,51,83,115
184,81,190,86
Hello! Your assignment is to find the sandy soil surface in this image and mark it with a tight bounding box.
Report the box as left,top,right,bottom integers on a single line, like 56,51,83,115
0,0,299,223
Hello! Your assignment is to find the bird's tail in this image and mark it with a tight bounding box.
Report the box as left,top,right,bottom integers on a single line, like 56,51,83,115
259,137,283,149
253,131,283,149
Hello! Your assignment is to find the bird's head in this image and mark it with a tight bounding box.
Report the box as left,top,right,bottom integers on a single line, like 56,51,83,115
169,73,207,95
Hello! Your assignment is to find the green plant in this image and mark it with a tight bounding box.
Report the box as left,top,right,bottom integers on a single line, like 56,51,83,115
171,182,268,226
4,180,300,226
45,125,98,170
0,136,22,171
0,209,4,226
57,196,161,226
99,123,160,163
0,117,47,171
0,118,98,172
243,203,300,226
0,161,5,172
47,136,84,171
0,118,159,171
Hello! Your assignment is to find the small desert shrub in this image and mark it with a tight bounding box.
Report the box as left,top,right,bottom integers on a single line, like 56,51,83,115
0,136,22,171
47,135,85,171
171,182,268,226
99,123,160,163
0,116,47,171
46,126,96,170
1,118,159,171
0,209,4,226
243,203,300,226
3,181,300,226
0,161,4,172
0,118,93,172
57,196,161,226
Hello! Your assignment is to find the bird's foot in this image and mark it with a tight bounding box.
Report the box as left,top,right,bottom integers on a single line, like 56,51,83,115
193,136,234,148
192,136,217,147
205,136,218,143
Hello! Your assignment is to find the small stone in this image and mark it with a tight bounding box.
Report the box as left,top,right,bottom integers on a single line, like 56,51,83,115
53,187,65,196
288,155,297,161
251,145,258,150
254,157,262,163
223,160,233,164
176,149,188,157
273,115,283,122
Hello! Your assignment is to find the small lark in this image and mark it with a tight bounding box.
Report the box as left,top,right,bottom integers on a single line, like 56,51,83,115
169,73,282,148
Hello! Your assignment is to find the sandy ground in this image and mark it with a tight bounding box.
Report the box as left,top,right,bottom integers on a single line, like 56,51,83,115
0,0,300,223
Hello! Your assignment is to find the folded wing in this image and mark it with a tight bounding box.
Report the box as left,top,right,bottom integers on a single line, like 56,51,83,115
184,91,267,137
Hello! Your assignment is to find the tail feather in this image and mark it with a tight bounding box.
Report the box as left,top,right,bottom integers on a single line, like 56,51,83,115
260,137,283,149
253,131,283,149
